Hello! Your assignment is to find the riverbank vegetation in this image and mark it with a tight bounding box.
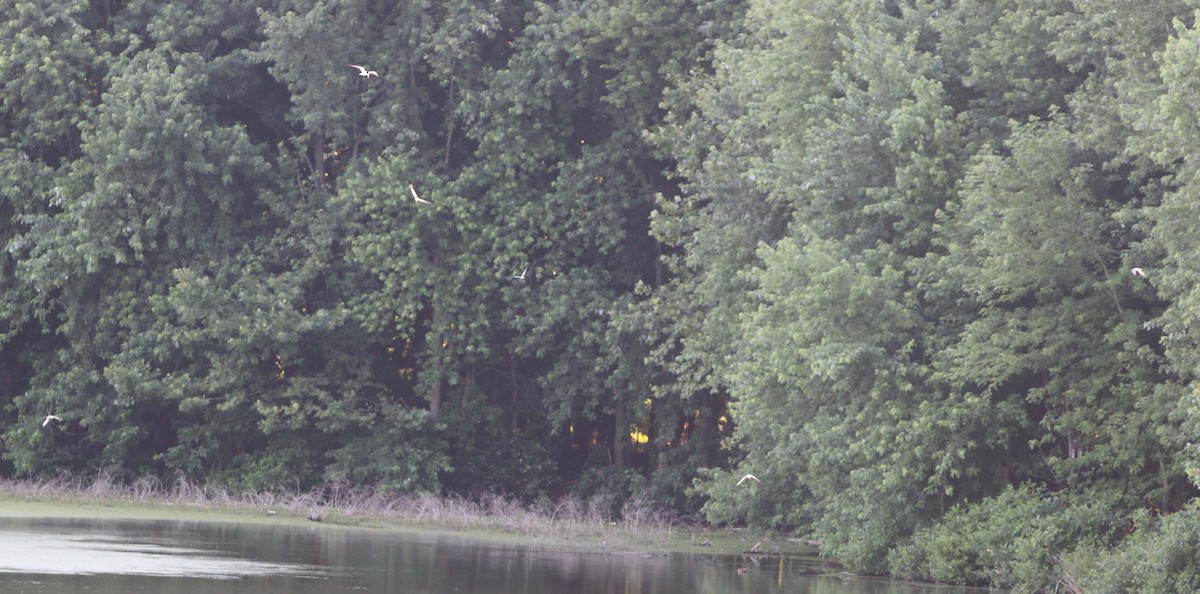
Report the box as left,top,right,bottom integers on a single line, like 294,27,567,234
5,0,1200,591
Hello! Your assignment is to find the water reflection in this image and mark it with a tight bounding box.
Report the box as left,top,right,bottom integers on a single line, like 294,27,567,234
0,517,977,594
0,530,321,578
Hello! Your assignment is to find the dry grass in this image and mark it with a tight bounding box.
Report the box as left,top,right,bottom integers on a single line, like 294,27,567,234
0,472,690,549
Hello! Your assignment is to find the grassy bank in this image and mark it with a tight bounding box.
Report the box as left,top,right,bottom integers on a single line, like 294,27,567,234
0,475,816,560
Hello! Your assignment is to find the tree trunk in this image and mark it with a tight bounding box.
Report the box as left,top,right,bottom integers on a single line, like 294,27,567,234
613,396,629,470
428,377,443,420
308,131,326,188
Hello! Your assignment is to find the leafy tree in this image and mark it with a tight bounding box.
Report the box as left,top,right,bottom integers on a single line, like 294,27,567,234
1143,11,1200,495
939,115,1176,507
0,0,102,163
5,46,272,475
667,0,990,567
0,0,110,453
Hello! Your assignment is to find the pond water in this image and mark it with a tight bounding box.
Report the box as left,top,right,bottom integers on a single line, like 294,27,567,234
0,516,978,594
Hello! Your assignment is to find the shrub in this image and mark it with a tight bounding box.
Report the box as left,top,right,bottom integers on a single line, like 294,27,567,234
571,466,646,519
888,484,1125,591
211,435,321,493
1067,504,1200,593
324,406,450,494
441,419,554,497
692,466,812,530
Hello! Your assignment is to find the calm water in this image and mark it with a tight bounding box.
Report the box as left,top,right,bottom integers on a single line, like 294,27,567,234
0,517,977,594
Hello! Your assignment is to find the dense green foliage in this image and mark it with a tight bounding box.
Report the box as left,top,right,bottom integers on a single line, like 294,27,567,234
5,0,1200,590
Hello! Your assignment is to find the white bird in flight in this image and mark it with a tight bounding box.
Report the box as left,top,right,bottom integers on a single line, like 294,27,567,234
514,267,528,280
409,184,431,205
1131,267,1146,278
737,474,760,486
42,414,61,428
349,64,379,78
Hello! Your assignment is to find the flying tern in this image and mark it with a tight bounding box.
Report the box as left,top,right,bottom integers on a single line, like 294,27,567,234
409,184,431,204
42,414,61,427
349,64,379,78
736,474,760,486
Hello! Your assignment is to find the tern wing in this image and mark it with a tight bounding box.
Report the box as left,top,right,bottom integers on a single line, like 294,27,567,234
409,184,430,204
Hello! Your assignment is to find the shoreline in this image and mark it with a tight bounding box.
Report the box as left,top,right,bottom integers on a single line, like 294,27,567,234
0,482,995,591
0,478,819,561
